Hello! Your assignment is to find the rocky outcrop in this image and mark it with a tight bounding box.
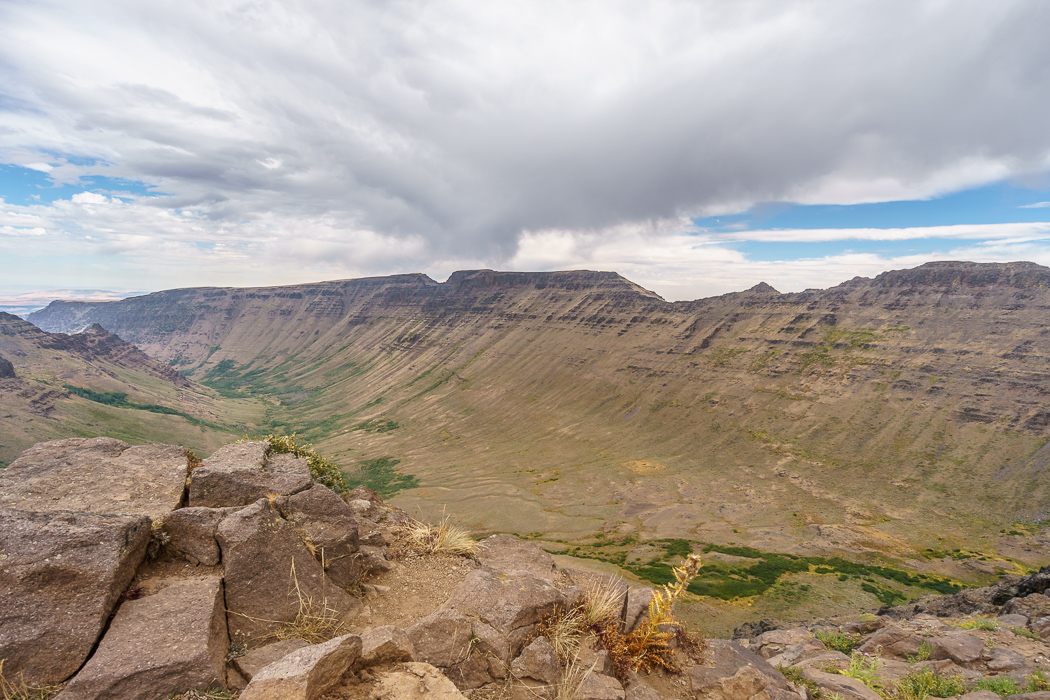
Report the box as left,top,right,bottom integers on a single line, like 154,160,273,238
0,437,188,519
238,633,362,700
55,576,228,700
0,354,14,378
217,497,359,643
187,441,312,508
0,508,151,684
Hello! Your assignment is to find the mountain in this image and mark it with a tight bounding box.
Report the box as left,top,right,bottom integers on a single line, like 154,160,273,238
0,312,263,465
26,262,1050,581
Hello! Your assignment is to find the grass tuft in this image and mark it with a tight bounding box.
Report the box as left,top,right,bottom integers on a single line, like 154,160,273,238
958,617,1000,631
400,512,478,556
815,629,860,654
538,605,587,661
0,661,63,700
260,433,350,495
270,558,348,644
894,667,965,700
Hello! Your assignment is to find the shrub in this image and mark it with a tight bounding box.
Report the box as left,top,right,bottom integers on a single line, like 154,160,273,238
959,617,1000,631
1009,626,1041,640
815,629,860,654
262,433,350,495
842,650,885,695
894,667,965,700
400,512,478,556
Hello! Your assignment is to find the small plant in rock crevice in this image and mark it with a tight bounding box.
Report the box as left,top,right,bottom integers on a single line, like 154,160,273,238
894,667,965,700
815,629,860,654
0,660,62,700
905,640,933,663
841,649,885,696
399,511,478,557
959,617,1000,631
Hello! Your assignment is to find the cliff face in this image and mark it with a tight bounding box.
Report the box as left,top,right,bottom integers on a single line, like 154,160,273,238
24,263,1050,560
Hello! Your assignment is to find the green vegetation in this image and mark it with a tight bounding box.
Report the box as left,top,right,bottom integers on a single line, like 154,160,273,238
63,385,224,430
345,456,419,498
814,630,860,654
972,672,1050,697
959,617,1000,631
262,433,350,495
568,538,962,602
1010,626,1041,640
351,418,400,433
906,640,933,663
894,667,966,700
842,650,885,695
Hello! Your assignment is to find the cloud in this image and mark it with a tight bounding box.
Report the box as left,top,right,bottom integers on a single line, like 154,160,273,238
1020,202,1050,209
1,1,1050,297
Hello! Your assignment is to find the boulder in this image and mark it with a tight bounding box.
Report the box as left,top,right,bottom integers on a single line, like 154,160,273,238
406,610,509,689
687,639,797,700
986,648,1029,672
792,650,851,673
1003,594,1050,621
230,639,311,690
0,354,14,378
961,692,1008,700
368,662,467,699
187,442,312,508
1005,695,1050,700
1033,616,1050,639
443,568,566,653
511,637,561,684
997,614,1030,628
766,638,828,668
752,628,812,659
359,625,416,666
55,576,228,700
407,609,475,668
0,437,188,519
476,534,558,580
217,498,359,643
163,506,240,566
0,508,150,684
801,670,883,700
857,626,925,658
239,633,362,700
276,484,361,589
624,671,670,700
576,671,626,700
844,616,892,636
929,632,985,666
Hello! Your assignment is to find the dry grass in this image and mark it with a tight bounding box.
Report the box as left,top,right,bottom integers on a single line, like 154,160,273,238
539,606,587,661
270,559,349,644
582,584,623,627
553,655,597,700
0,661,63,700
400,512,478,556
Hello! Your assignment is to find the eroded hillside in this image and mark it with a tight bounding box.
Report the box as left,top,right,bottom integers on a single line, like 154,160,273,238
27,263,1050,579
0,313,265,464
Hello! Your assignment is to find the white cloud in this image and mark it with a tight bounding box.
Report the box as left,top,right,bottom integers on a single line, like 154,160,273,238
1020,202,1050,209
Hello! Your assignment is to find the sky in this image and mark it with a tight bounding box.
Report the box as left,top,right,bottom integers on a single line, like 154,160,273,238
1,1,1049,311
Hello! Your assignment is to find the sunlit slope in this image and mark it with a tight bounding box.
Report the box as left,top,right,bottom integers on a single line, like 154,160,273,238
28,264,1050,559
0,313,266,465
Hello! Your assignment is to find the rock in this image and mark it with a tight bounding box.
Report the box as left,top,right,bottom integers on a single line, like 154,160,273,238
959,692,1003,700
230,639,311,690
407,609,476,668
997,614,1030,627
368,662,467,699
766,638,827,668
792,650,851,673
844,616,892,636
624,671,670,700
360,625,416,666
276,484,361,589
929,632,985,666
687,639,796,700
163,506,240,566
217,498,359,643
0,437,188,519
443,568,565,653
1033,616,1050,639
578,637,616,677
512,637,561,684
858,626,925,658
576,672,626,700
752,628,812,659
477,534,558,580
1006,695,1050,700
188,442,312,508
802,670,883,700
986,647,1029,671
0,354,14,378
239,633,362,700
0,508,150,684
734,619,785,641
625,587,655,632
1003,594,1050,621
55,576,228,700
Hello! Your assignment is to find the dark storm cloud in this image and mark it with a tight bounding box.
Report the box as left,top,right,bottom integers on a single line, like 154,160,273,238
1,0,1049,263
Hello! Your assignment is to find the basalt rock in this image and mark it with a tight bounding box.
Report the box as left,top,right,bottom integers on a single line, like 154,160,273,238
0,437,189,520
0,508,150,684
188,441,312,508
55,576,228,700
